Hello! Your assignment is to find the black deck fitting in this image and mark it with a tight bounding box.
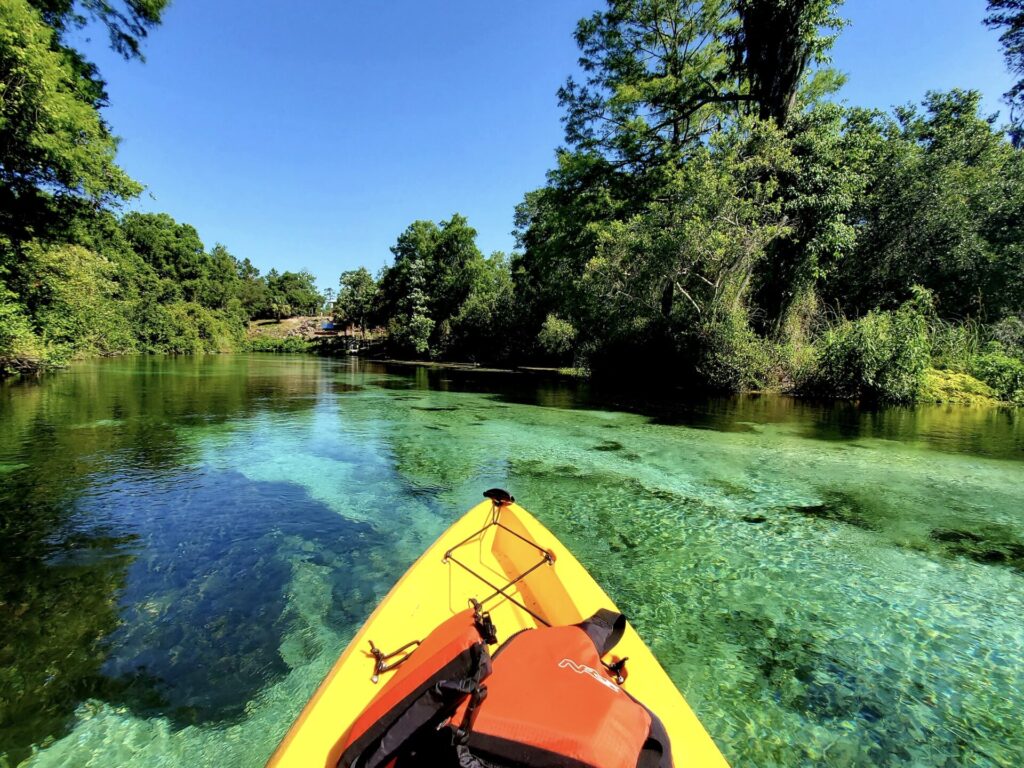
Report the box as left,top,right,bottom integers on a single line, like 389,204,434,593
483,488,515,506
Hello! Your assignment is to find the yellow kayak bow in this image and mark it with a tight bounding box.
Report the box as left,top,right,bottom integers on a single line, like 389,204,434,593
267,492,729,767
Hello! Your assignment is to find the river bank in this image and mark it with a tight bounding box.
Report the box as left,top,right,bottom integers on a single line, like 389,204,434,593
3,345,1019,411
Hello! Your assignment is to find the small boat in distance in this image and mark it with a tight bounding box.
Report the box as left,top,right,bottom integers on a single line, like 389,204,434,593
267,490,729,767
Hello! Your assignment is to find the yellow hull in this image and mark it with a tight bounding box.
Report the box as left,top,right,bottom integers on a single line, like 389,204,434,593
267,498,729,767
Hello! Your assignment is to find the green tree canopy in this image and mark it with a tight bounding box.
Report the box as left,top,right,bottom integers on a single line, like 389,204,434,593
829,90,1024,320
336,267,377,333
0,0,143,204
986,0,1024,145
29,0,167,59
267,269,322,317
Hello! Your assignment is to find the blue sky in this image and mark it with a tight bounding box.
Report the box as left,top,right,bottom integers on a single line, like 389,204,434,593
81,0,1014,289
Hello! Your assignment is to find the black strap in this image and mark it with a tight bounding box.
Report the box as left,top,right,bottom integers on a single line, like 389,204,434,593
577,609,627,656
338,644,492,768
636,707,673,768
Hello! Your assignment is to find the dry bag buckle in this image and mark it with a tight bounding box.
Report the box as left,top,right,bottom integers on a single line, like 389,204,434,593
603,656,629,685
469,599,498,645
367,638,420,683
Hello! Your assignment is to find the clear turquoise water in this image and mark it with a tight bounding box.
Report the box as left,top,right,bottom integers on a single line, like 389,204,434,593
0,355,1022,767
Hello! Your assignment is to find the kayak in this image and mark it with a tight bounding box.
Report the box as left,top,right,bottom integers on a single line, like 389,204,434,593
267,491,729,768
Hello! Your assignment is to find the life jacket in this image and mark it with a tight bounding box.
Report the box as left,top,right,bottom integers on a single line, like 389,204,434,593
334,609,671,768
334,608,494,768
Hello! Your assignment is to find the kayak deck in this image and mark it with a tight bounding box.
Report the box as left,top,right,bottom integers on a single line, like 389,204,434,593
267,498,729,767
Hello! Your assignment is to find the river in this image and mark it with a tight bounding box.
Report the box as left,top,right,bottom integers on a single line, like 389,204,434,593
0,355,1021,767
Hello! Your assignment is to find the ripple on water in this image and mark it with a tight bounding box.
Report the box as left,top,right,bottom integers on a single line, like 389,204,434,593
0,356,1021,767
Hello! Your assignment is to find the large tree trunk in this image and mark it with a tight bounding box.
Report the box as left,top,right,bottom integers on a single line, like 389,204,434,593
661,279,674,319
737,0,816,127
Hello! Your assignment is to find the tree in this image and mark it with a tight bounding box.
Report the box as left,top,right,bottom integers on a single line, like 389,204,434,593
515,0,846,366
22,242,135,354
336,268,377,336
448,252,515,361
828,90,1024,320
387,257,434,355
377,215,486,356
28,0,167,60
734,0,845,127
235,258,272,318
560,0,739,170
266,269,322,317
578,118,792,379
986,0,1024,146
558,0,844,171
0,0,143,204
0,285,46,374
201,243,241,311
121,212,206,300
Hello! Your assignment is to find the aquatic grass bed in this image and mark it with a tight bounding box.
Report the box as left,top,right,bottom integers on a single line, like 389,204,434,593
0,355,1021,766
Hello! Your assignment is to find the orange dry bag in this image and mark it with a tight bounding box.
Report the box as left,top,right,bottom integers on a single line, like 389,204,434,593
451,609,672,768
334,609,493,768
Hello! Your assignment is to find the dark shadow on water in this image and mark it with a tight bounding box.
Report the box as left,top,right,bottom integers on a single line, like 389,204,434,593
0,467,382,760
364,362,1023,462
784,490,879,532
929,526,1024,573
98,470,376,727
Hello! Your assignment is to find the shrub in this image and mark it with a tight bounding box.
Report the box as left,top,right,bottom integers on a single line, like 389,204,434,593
929,319,982,373
0,288,48,375
139,301,241,354
919,369,999,405
970,345,1024,404
25,243,137,358
697,307,779,391
244,336,313,353
800,299,931,402
990,316,1024,357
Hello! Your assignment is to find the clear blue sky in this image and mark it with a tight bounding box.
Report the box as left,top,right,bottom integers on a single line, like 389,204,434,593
79,0,1013,289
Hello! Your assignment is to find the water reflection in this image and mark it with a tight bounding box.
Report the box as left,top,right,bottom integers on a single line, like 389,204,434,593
0,355,1021,767
0,355,336,759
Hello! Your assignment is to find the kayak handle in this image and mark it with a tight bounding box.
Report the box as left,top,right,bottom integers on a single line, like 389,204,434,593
483,488,515,506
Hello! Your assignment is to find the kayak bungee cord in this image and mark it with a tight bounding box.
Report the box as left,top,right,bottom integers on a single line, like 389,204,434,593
441,488,554,627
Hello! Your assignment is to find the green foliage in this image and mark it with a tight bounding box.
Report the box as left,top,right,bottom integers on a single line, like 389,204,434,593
829,90,1024,319
561,0,844,168
990,315,1024,356
919,368,1000,406
23,242,136,355
138,301,240,355
30,0,168,60
970,345,1024,404
574,116,794,383
336,267,377,333
0,0,142,201
243,335,313,353
929,319,984,373
735,0,847,126
3,0,1023,413
698,306,779,391
799,297,932,403
0,0,329,379
0,285,47,374
234,258,271,318
537,314,577,360
377,214,501,359
0,208,319,376
447,252,515,361
266,269,322,318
